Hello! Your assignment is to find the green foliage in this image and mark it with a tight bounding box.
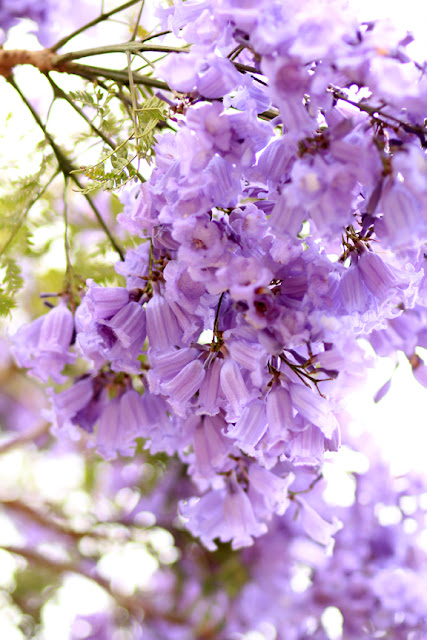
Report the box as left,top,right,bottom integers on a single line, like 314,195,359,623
0,257,24,317
0,162,55,258
69,86,122,139
75,136,138,193
73,93,167,193
13,565,61,627
135,96,166,157
68,89,99,109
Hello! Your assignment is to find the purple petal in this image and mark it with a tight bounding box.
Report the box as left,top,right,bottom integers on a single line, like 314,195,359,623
289,383,338,438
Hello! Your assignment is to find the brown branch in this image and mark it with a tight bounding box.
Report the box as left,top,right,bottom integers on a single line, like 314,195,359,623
3,544,143,617
0,49,59,77
0,48,170,97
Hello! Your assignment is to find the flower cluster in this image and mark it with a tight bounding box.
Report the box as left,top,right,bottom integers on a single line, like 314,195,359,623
9,0,427,559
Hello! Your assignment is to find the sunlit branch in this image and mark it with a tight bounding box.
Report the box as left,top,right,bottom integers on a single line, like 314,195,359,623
53,42,189,65
127,51,140,146
80,187,125,261
0,498,138,544
63,61,170,90
129,0,145,42
46,74,116,149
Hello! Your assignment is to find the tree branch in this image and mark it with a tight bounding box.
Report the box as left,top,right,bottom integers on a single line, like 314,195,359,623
330,85,427,143
53,42,189,65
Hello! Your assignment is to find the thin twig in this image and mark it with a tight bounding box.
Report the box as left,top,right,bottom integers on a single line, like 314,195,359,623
62,62,170,90
50,0,143,52
127,51,140,145
2,544,191,625
330,85,427,142
46,74,116,150
130,0,145,42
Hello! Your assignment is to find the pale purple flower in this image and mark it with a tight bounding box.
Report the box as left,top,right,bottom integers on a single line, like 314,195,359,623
192,414,234,485
84,280,129,320
225,399,268,456
11,302,75,384
222,479,268,549
296,496,342,552
248,465,295,517
197,357,224,415
219,358,252,419
266,385,294,442
289,383,338,439
146,293,183,352
95,389,147,459
160,359,206,416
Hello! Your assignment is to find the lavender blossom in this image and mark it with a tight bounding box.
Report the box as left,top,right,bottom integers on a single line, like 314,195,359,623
11,302,76,384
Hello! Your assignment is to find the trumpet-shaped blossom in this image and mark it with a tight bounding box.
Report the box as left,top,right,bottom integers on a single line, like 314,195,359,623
11,302,75,384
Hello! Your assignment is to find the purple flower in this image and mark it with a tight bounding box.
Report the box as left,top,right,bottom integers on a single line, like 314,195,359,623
11,302,75,384
192,414,234,485
296,496,342,552
222,478,268,549
266,385,295,442
337,263,373,314
52,377,95,427
77,300,146,373
219,358,252,420
160,359,206,417
146,293,183,352
0,0,97,46
248,465,295,517
95,389,147,459
357,250,407,302
289,383,338,439
225,399,268,456
85,279,129,320
197,357,224,415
